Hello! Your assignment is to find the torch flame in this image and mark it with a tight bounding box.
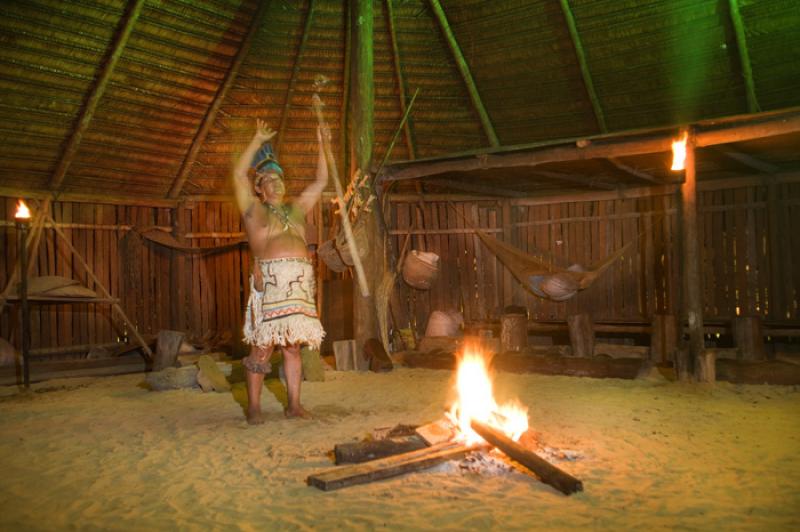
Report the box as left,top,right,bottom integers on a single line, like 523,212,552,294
446,343,528,445
671,132,688,171
15,199,31,220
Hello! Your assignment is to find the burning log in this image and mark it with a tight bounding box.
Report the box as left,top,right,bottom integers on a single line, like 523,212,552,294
307,442,481,491
334,437,427,464
470,419,583,495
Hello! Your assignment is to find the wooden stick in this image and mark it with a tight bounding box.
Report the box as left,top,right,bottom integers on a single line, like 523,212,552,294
334,438,427,464
46,214,154,361
470,419,583,495
311,94,370,297
307,441,479,491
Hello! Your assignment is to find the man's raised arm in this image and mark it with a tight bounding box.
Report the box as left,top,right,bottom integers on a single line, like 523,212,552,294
233,119,276,214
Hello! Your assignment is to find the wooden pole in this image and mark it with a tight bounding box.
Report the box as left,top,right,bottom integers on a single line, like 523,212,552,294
427,0,499,147
50,0,147,191
470,419,583,495
276,0,315,155
385,0,416,159
167,0,270,198
17,220,31,387
350,0,381,351
558,0,606,132
679,130,710,382
727,0,760,113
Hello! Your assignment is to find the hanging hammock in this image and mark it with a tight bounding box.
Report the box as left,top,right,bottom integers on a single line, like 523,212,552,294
474,230,632,302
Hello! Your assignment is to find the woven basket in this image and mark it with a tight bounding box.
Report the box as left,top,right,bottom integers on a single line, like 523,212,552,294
318,239,347,272
402,250,440,290
335,219,368,266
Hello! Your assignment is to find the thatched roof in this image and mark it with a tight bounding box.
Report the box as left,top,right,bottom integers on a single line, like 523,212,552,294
1,0,799,203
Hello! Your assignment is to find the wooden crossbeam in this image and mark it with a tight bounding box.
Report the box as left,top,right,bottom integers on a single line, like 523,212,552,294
382,108,800,181
167,1,270,198
49,0,147,191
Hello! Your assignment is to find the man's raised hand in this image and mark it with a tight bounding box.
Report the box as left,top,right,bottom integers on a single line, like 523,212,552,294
255,119,277,143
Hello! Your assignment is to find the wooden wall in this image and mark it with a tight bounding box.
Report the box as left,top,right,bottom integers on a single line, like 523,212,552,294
1,175,798,354
388,177,800,334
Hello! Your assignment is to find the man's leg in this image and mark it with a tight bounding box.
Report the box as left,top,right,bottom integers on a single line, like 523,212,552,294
244,345,274,425
281,343,310,418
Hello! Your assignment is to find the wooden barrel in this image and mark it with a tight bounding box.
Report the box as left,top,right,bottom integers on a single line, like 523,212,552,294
402,250,440,290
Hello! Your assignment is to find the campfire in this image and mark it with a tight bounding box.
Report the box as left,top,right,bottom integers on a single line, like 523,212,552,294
308,344,583,495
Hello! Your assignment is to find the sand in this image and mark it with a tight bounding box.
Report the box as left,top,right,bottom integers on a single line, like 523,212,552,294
0,366,798,531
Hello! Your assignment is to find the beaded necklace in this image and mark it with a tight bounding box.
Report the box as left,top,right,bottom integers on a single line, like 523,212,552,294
264,202,292,231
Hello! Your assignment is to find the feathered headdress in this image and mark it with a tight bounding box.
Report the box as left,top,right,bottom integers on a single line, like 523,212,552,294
249,142,283,177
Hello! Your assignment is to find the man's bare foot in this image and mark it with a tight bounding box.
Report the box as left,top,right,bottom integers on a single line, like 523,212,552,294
247,407,265,425
284,405,312,419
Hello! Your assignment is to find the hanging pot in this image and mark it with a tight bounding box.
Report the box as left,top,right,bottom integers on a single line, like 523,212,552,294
318,239,347,272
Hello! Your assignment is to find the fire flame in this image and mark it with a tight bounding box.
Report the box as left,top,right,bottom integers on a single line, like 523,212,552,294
15,199,31,220
671,131,688,171
446,344,528,445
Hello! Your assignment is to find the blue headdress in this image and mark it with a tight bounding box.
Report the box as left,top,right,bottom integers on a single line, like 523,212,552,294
250,142,283,177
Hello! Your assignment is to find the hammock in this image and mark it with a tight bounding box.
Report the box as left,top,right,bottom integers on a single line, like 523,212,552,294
474,230,632,301
136,227,246,254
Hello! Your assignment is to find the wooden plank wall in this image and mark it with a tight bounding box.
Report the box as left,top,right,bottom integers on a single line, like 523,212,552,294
388,181,800,334
1,180,797,352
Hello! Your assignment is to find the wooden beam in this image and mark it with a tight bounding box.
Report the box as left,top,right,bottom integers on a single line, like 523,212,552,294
678,129,708,382
727,0,760,113
383,108,800,181
712,146,779,173
385,0,416,160
388,171,800,204
558,0,606,132
426,0,499,147
276,0,316,156
49,0,147,191
307,442,479,491
167,1,269,198
607,157,662,183
340,0,352,184
0,187,177,208
530,169,617,190
425,178,524,198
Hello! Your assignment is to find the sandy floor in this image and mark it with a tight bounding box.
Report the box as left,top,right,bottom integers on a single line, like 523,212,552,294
0,366,798,531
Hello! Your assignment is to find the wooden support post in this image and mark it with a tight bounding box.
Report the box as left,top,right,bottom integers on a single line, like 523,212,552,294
679,130,709,382
350,0,382,354
567,313,594,357
727,0,760,113
733,316,766,361
153,330,185,371
650,314,677,364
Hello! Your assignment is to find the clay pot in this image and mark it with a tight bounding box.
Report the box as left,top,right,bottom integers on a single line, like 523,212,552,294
402,250,440,290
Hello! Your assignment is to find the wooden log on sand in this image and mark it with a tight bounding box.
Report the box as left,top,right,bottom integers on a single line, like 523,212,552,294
334,437,427,464
470,419,583,495
307,442,480,491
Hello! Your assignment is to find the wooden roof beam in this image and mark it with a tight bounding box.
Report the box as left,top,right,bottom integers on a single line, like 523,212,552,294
276,0,316,156
385,0,416,160
167,1,270,199
558,0,606,132
49,0,147,192
531,170,616,190
427,0,499,147
712,146,778,173
425,178,524,198
727,0,760,113
382,107,800,181
607,157,662,184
